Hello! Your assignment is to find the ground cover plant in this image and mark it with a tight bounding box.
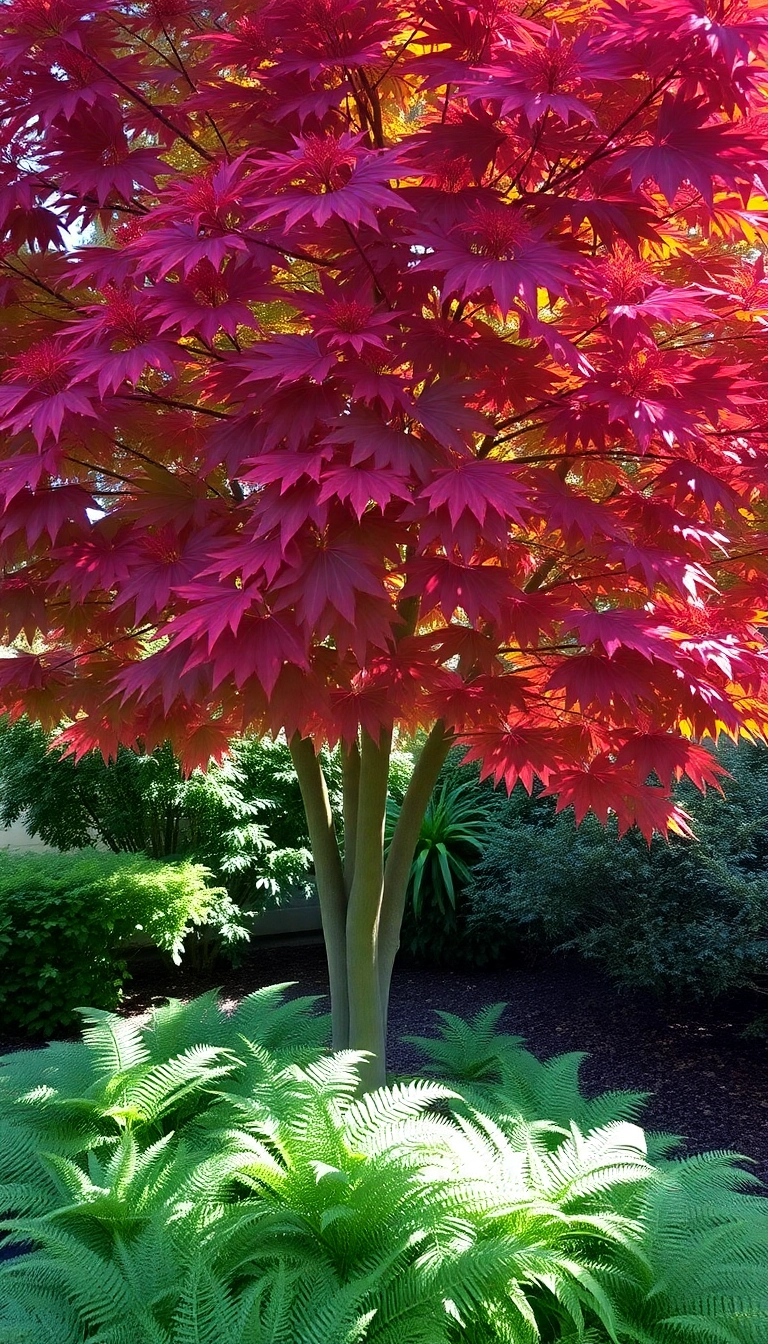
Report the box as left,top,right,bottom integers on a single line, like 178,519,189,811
0,852,244,1034
1,987,767,1343
5,0,768,1080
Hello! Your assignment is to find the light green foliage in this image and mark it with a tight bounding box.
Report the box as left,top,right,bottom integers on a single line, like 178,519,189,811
0,721,415,915
1,990,766,1343
0,721,312,908
176,737,314,907
0,853,244,1034
386,745,418,805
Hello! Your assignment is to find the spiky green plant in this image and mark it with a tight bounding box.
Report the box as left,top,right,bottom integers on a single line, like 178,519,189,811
1,990,766,1343
386,777,489,919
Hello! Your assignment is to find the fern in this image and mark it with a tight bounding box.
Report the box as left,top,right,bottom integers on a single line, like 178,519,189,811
1,987,767,1344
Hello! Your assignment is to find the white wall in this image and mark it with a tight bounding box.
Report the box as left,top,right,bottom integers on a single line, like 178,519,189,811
0,818,56,853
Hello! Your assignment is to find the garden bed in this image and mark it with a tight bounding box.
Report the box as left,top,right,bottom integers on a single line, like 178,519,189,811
2,940,766,1182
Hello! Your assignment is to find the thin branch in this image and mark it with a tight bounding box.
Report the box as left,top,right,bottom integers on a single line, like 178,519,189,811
49,626,156,669
547,68,681,190
343,221,395,308
65,456,137,487
1,259,79,311
71,45,215,163
125,392,230,417
372,26,421,88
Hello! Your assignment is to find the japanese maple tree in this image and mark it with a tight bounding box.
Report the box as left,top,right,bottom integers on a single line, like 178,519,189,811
3,0,768,1080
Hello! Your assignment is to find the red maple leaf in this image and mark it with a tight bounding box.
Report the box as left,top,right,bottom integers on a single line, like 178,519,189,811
251,133,411,230
421,460,530,528
617,91,758,204
417,204,576,314
272,538,384,626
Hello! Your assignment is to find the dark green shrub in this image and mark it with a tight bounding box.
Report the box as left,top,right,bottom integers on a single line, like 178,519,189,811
394,741,768,994
0,852,242,1034
463,741,768,997
465,813,768,995
1,989,766,1343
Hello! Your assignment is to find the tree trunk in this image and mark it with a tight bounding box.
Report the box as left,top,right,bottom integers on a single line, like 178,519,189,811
345,730,390,1089
290,735,349,1049
291,723,450,1087
378,721,450,1036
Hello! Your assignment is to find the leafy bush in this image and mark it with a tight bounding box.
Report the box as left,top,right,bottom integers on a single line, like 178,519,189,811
465,744,768,998
0,720,313,908
0,721,415,915
0,852,243,1034
1,989,766,1343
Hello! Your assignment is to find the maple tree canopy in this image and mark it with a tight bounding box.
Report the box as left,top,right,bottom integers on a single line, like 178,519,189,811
4,0,768,1072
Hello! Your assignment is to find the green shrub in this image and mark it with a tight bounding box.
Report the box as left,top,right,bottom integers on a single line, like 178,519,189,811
0,852,243,1034
394,739,765,995
0,721,415,918
0,720,314,908
1,989,766,1343
465,783,768,997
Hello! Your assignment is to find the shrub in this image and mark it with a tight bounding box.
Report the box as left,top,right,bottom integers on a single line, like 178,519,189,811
0,852,244,1034
438,740,768,996
465,773,768,997
0,721,415,915
1,989,766,1343
0,720,316,910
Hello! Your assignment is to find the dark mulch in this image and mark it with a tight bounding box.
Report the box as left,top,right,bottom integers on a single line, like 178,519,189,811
2,940,766,1182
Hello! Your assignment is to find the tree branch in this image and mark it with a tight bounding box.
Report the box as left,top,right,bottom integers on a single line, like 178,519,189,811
378,720,451,1013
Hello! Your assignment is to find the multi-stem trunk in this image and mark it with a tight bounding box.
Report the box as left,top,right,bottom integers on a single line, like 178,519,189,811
290,722,450,1089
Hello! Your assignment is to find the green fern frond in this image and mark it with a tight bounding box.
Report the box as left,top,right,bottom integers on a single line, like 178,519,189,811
227,985,330,1057
104,1046,237,1128
78,1011,150,1078
343,1080,456,1145
143,991,227,1062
